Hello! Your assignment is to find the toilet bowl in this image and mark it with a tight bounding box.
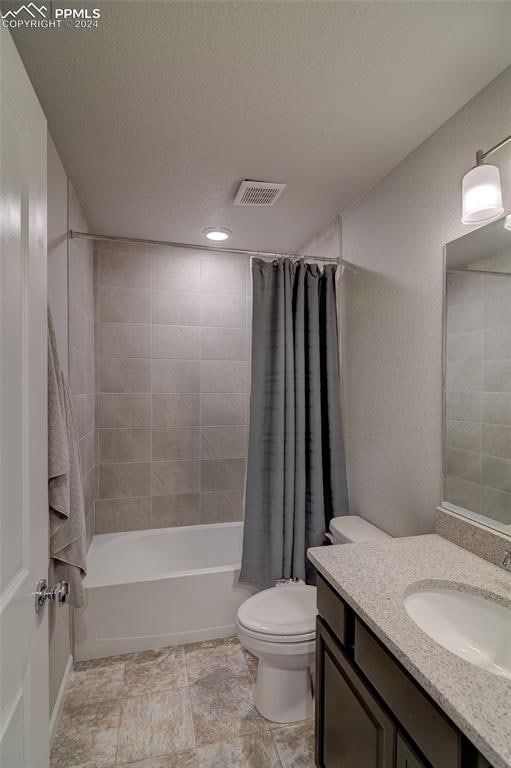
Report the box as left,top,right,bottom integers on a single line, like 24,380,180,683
236,583,316,724
237,515,391,724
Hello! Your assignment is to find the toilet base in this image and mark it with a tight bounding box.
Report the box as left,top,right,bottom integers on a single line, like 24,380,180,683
255,660,313,723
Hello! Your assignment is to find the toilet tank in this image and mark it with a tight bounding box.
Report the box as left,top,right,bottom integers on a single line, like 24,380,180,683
329,515,391,544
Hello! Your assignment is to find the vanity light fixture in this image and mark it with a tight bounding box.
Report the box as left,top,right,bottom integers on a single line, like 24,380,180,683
203,227,231,242
461,134,510,224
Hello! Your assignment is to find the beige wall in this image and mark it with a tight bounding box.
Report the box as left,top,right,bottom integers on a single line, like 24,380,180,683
339,67,511,537
95,242,250,533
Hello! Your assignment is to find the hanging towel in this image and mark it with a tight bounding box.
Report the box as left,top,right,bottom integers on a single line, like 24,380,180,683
48,308,87,608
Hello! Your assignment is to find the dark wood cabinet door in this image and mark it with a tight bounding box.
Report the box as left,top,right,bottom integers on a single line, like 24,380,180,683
396,734,428,768
316,619,396,768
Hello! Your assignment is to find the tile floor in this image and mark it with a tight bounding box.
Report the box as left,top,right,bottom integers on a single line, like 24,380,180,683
51,637,315,768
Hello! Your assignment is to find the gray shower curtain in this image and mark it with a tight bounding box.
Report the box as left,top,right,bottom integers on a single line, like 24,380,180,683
240,258,348,588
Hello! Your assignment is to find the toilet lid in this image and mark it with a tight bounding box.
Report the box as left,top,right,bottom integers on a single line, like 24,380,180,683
237,584,317,636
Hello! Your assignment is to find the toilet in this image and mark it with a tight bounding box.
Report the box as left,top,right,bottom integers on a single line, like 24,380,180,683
236,515,391,723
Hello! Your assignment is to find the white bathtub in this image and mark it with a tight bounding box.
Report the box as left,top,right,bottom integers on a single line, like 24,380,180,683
74,522,257,661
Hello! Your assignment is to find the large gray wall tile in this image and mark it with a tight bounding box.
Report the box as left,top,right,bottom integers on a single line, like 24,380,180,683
73,394,95,439
100,428,151,463
152,290,200,326
201,458,246,492
483,325,511,360
152,325,200,359
152,395,200,427
201,426,248,460
99,287,151,323
99,462,151,499
151,247,200,292
201,394,248,426
200,254,247,295
151,360,200,393
100,244,151,289
200,328,245,361
446,360,482,391
100,358,150,393
446,448,481,484
79,430,96,478
444,475,482,514
200,294,244,328
483,275,511,328
99,322,151,358
95,498,152,534
446,272,481,306
482,423,511,460
481,486,511,524
446,301,482,334
483,359,511,392
445,392,482,422
200,361,249,393
200,490,244,522
446,331,482,363
151,495,201,527
99,394,151,427
446,420,482,452
152,427,200,461
483,392,511,425
482,453,511,493
151,460,200,496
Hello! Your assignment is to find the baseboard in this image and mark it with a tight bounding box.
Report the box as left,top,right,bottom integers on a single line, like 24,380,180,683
49,654,73,745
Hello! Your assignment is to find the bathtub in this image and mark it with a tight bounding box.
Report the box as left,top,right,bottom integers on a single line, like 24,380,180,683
74,521,257,661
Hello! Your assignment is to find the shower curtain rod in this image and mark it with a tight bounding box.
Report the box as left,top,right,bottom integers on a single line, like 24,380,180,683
68,230,356,269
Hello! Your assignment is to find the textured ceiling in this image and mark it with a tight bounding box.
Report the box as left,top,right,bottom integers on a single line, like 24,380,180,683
11,1,511,251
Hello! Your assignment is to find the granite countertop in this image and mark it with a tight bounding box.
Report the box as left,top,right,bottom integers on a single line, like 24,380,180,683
308,534,511,768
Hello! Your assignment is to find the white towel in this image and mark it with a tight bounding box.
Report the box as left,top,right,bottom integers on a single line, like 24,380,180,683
48,308,87,608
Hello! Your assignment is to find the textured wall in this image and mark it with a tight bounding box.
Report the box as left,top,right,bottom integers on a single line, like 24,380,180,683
340,67,511,537
68,183,96,543
94,243,250,534
445,270,511,525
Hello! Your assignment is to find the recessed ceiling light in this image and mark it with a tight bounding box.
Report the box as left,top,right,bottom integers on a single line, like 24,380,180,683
203,227,231,242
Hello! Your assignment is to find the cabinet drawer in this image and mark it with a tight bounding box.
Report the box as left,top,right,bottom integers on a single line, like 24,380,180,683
317,574,348,645
354,620,460,768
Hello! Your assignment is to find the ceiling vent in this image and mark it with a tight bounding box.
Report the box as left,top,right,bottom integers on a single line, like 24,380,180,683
234,180,286,207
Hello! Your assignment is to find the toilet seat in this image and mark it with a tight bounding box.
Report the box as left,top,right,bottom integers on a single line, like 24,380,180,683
236,583,317,639
236,620,315,645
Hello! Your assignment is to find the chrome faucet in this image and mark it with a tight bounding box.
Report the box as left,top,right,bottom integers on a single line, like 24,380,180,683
503,552,511,570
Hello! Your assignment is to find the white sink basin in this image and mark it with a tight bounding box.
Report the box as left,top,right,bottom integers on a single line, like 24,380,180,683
404,586,511,679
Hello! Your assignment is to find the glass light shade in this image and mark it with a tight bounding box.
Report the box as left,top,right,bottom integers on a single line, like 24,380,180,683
462,163,503,224
203,227,231,241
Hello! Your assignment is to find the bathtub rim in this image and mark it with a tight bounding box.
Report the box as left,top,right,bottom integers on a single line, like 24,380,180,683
84,520,245,589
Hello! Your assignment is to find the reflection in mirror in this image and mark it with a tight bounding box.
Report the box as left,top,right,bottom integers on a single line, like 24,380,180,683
444,214,511,535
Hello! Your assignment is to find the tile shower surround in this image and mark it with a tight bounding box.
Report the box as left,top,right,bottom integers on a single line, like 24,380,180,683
445,270,511,524
68,184,96,543
94,242,251,534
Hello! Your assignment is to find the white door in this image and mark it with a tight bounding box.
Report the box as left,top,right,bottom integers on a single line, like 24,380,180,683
0,28,48,768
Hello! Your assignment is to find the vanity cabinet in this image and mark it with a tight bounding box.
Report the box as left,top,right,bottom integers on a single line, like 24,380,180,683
315,574,493,768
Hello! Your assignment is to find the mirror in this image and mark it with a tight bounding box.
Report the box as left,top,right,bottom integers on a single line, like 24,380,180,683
443,214,511,535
